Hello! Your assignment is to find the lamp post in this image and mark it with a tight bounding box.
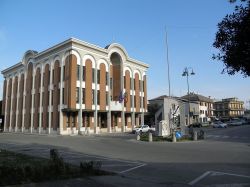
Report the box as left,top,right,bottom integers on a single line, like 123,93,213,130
182,67,195,126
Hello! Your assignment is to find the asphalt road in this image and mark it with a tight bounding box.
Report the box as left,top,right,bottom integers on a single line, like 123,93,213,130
0,125,250,186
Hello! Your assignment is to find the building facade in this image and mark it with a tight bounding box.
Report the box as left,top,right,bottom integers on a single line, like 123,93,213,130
1,38,149,135
181,93,214,123
214,97,244,119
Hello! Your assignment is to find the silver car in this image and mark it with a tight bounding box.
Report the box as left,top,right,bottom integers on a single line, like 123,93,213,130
212,121,227,128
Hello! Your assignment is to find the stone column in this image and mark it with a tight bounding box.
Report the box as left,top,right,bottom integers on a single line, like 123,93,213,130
15,74,21,132
93,65,98,134
30,69,36,133
3,78,9,132
131,73,135,129
21,72,27,133
48,62,53,134
59,59,64,134
39,65,44,134
107,65,112,133
140,77,144,125
78,55,83,134
9,76,14,132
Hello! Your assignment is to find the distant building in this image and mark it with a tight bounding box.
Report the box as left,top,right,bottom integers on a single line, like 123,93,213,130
214,97,244,119
148,95,199,135
181,93,214,123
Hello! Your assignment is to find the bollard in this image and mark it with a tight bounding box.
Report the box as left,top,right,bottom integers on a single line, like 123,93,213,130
193,131,198,141
172,132,176,143
148,132,153,142
136,133,140,141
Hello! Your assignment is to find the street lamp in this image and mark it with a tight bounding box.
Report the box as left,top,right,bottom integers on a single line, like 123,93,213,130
182,67,195,126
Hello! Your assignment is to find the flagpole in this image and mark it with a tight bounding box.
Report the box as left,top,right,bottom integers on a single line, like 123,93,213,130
165,28,171,97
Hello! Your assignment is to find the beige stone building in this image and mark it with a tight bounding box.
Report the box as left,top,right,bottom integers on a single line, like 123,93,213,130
214,97,244,119
1,38,149,135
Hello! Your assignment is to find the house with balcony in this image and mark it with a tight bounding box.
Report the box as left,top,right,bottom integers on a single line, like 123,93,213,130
181,93,214,123
214,97,244,120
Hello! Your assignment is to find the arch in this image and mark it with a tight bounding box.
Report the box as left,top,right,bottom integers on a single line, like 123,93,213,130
133,69,142,80
53,55,61,63
82,54,96,68
71,49,81,65
22,50,38,65
97,58,109,71
123,66,133,76
106,43,128,63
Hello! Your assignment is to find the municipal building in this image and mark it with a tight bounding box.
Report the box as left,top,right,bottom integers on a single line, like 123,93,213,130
1,38,149,135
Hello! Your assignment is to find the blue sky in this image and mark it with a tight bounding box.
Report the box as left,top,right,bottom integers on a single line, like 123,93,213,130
0,0,249,108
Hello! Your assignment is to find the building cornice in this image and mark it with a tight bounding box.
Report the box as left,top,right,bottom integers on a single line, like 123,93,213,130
1,37,149,75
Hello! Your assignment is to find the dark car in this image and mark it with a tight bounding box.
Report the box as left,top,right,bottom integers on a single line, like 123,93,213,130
188,122,202,128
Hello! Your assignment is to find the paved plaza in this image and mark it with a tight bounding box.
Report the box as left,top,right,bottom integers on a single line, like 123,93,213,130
1,125,250,186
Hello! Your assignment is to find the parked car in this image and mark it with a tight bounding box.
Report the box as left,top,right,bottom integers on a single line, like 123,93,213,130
188,122,202,128
227,119,242,126
133,125,155,134
212,121,227,128
240,118,248,125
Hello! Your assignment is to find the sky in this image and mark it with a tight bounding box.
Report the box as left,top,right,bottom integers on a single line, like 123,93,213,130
0,0,249,108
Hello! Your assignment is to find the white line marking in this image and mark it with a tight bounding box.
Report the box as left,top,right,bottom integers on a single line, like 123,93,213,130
102,164,135,167
188,171,211,185
211,171,250,179
119,163,146,174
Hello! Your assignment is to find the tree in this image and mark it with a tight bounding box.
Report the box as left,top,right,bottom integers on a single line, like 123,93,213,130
213,0,250,77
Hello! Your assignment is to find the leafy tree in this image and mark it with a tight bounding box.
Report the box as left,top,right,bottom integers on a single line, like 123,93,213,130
213,0,250,77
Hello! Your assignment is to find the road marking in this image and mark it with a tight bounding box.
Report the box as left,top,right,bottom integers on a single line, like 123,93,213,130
188,171,211,185
189,171,250,186
211,171,250,179
119,163,146,174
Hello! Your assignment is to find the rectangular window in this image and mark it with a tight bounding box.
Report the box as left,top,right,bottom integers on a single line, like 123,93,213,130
82,66,85,81
77,65,80,80
48,71,50,84
62,88,64,104
97,90,100,105
97,69,100,84
92,90,95,104
82,88,85,104
76,87,79,103
52,70,54,83
51,90,53,104
140,97,142,108
110,78,113,89
130,78,133,90
130,95,133,106
92,68,95,83
106,91,109,106
124,76,126,88
134,79,136,90
63,66,65,80
106,72,108,85
142,80,144,92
